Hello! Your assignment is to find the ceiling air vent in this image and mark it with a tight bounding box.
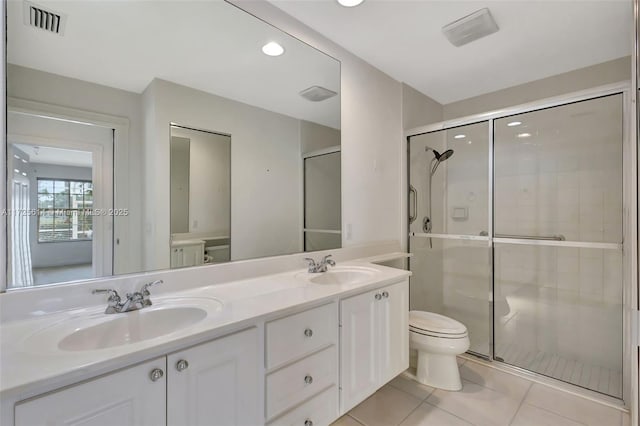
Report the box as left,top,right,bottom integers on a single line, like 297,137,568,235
299,86,337,102
23,1,66,35
442,8,498,47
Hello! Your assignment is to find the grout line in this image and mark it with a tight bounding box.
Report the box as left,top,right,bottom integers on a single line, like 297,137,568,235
394,400,423,426
508,381,533,425
517,402,590,426
346,414,366,425
421,400,477,426
387,376,434,402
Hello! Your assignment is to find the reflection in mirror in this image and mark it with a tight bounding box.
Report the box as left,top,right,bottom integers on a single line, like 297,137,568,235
170,125,231,268
5,0,340,288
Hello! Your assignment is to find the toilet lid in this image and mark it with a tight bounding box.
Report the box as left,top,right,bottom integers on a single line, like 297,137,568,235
409,311,467,335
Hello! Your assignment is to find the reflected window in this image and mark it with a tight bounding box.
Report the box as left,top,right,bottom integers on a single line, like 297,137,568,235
37,178,93,242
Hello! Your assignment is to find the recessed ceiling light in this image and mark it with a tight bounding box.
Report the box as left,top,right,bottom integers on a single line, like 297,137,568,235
507,121,522,127
262,42,284,57
517,132,532,138
337,0,365,7
13,169,19,173
454,134,466,139
468,140,473,144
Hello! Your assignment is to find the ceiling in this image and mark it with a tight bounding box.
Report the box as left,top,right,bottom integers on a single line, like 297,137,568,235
14,144,93,168
7,0,340,128
268,0,632,104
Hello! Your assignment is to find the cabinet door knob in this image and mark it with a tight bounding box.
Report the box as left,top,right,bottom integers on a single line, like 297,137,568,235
305,420,313,426
304,328,313,337
382,291,389,298
304,375,313,385
149,368,164,382
375,293,382,300
176,359,189,372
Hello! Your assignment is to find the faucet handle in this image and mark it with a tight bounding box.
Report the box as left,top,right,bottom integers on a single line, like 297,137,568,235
92,288,121,302
140,279,163,307
141,279,163,295
322,254,336,266
303,257,316,265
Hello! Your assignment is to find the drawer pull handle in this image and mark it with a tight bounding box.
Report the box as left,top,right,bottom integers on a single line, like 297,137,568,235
176,359,189,372
304,328,313,337
304,375,313,385
305,420,313,426
382,291,389,298
149,368,164,382
375,293,382,300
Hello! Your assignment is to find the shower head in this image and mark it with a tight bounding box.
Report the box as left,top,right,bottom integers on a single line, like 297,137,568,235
425,147,454,162
438,149,454,162
426,148,454,176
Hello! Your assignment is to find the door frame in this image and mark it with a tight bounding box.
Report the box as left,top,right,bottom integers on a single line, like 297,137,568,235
4,97,130,289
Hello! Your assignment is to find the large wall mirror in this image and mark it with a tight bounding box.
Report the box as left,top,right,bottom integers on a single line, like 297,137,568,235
5,0,341,288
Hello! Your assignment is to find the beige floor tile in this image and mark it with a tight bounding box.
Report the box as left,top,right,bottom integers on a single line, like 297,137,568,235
349,385,422,426
399,402,473,426
511,404,586,426
426,379,522,426
388,374,434,400
524,384,622,426
331,414,364,426
459,360,532,402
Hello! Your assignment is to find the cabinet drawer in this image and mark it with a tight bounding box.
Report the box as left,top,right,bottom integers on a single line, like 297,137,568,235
266,302,337,369
266,345,337,419
268,385,338,426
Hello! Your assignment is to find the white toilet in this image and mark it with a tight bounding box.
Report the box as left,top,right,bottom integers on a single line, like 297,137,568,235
409,310,470,391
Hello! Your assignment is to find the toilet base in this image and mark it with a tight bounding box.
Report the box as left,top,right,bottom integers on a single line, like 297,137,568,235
416,351,462,391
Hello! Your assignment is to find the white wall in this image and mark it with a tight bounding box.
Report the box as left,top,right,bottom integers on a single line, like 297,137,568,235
7,64,144,275
300,120,340,154
402,83,443,130
232,0,404,248
142,79,303,269
443,57,630,120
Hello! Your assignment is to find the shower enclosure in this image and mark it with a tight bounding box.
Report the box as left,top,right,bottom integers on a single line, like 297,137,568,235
407,86,630,401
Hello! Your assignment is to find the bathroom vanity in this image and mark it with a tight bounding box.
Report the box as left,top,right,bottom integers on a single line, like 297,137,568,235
0,261,410,426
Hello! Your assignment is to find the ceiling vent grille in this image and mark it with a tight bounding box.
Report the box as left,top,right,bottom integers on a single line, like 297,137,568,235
23,1,66,35
299,86,337,102
442,8,498,47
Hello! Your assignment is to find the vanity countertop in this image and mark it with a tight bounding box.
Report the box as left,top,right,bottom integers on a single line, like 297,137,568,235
0,261,410,401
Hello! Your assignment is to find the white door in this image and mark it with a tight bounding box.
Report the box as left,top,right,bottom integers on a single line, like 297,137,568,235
340,288,379,414
14,358,166,426
378,281,409,384
167,328,260,426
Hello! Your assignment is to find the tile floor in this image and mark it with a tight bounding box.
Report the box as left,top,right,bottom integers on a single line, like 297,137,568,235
332,357,629,426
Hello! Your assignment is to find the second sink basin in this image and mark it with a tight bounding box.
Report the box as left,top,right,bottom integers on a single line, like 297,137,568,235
306,266,377,285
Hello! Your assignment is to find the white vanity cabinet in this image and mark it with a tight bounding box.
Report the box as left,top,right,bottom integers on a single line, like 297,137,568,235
14,357,167,426
265,302,339,425
167,327,260,426
339,280,409,414
170,239,205,268
14,328,259,426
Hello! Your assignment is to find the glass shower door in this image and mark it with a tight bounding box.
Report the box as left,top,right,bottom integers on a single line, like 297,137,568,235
408,121,491,357
493,94,624,398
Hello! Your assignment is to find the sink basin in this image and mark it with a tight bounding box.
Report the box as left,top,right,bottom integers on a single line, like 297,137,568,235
25,297,223,352
59,306,208,351
306,266,377,285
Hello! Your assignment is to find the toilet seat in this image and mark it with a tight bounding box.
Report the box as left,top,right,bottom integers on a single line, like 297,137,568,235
409,311,468,338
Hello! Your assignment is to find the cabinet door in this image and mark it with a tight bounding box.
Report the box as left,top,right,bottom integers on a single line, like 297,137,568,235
340,288,379,414
167,328,260,426
15,357,166,426
378,280,409,384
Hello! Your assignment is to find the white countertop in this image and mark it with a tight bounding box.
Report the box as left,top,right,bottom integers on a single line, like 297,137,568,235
0,261,410,401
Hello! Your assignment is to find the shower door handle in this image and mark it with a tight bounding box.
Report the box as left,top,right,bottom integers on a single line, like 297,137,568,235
409,185,417,224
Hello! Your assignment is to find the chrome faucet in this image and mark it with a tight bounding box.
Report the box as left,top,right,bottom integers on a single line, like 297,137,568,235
304,254,336,273
93,280,163,314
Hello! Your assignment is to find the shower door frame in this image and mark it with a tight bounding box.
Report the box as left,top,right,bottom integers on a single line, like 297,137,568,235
404,81,636,407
